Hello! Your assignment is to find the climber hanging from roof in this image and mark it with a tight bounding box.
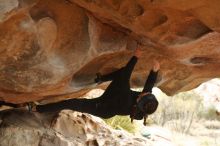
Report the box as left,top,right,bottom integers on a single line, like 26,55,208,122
28,47,160,125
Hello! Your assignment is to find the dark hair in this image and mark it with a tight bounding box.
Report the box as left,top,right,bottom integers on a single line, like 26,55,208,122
137,93,158,115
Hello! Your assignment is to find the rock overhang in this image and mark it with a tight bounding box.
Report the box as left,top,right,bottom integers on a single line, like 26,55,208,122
0,0,220,104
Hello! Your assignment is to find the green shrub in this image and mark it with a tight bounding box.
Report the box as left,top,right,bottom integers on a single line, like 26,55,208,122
104,115,138,133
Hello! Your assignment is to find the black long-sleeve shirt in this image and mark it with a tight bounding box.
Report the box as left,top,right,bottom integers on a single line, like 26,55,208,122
37,56,158,119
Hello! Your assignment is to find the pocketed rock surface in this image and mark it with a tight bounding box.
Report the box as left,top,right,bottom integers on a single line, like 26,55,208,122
0,0,220,104
0,110,151,146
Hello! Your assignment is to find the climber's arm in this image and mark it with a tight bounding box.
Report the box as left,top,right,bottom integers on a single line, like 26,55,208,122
123,48,142,80
142,60,160,93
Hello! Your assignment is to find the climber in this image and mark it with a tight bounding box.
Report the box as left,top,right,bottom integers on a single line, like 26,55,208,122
29,47,160,125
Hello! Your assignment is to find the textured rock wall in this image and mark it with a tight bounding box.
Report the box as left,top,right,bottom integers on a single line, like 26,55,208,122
0,110,151,146
0,0,220,103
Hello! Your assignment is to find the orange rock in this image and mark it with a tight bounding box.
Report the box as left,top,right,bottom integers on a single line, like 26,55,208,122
0,0,220,103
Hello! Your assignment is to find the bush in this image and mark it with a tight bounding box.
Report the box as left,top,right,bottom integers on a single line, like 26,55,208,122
104,115,138,134
151,89,203,134
198,105,220,120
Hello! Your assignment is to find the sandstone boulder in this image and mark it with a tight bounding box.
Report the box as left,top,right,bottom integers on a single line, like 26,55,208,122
0,110,151,146
0,0,220,103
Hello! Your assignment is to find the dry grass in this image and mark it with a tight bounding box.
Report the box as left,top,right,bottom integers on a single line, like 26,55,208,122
149,88,220,146
151,89,202,134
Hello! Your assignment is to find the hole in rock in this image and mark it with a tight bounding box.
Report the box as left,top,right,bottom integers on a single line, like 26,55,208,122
153,15,168,28
176,19,212,39
30,7,54,22
190,57,213,64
